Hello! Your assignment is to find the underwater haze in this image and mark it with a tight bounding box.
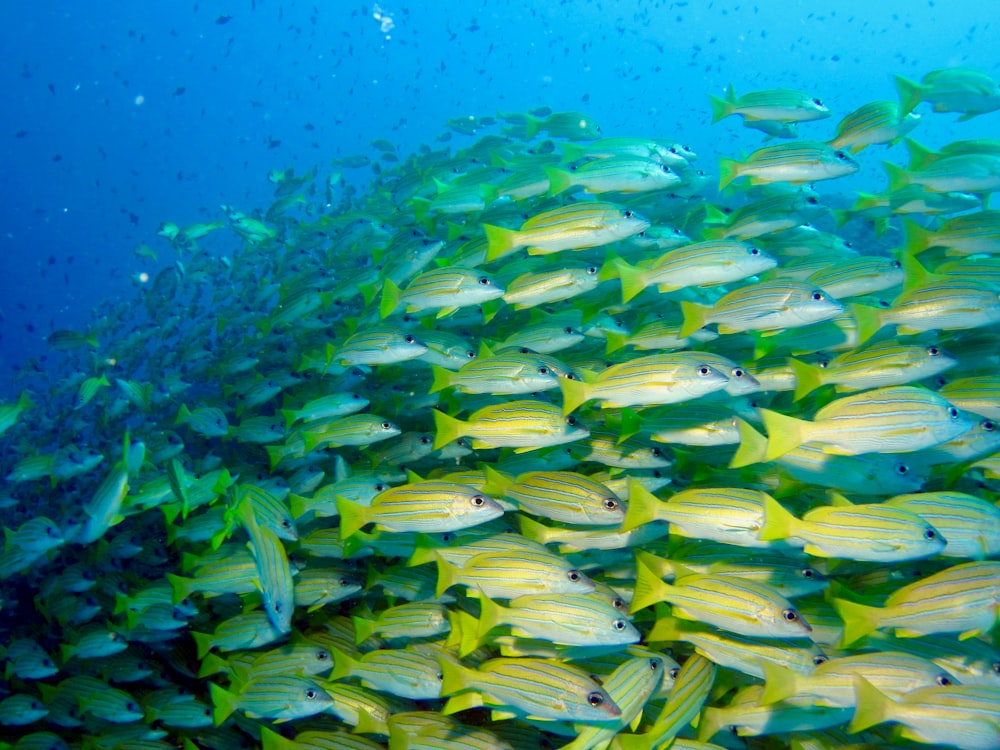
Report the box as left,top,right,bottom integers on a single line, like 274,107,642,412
1,0,998,380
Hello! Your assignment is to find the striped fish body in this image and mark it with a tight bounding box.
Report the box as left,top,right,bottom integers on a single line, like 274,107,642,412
397,266,505,313
904,210,1000,256
477,593,639,647
211,676,333,723
887,154,1000,194
884,280,1000,333
719,142,858,189
492,469,624,526
636,654,716,747
483,202,649,260
830,100,920,152
335,329,428,366
762,385,973,459
336,481,504,538
433,400,588,451
436,547,594,600
502,265,600,309
648,615,826,679
698,684,851,741
431,352,564,395
807,256,905,298
680,281,843,338
546,156,681,195
711,88,830,123
939,375,1000,419
440,657,621,722
760,495,946,562
632,564,812,639
834,561,1000,645
887,491,1000,559
850,679,1000,749
760,651,956,708
560,353,730,412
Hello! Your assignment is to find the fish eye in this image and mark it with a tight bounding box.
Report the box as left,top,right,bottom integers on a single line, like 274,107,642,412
566,416,578,426
612,619,627,631
612,596,625,609
697,366,712,376
538,366,549,375
927,346,940,356
317,650,330,660
992,661,1000,674
305,689,318,700
668,667,680,679
984,420,996,432
782,609,800,622
749,246,760,255
811,291,825,301
813,655,828,665
374,483,388,492
660,164,671,173
282,520,291,528
936,675,953,686
466,350,476,358
947,407,959,418
801,568,816,579
890,260,902,269
813,98,824,106
381,421,393,429
603,498,619,510
623,209,634,219
404,334,415,343
924,528,937,540
471,495,486,506
834,150,849,160
669,146,678,153
651,447,664,457
478,276,492,285
587,691,605,707
896,463,910,475
807,196,819,205
567,569,582,582
733,368,744,378
587,266,598,274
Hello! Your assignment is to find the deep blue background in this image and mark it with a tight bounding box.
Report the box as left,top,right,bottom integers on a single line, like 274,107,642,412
1,0,997,395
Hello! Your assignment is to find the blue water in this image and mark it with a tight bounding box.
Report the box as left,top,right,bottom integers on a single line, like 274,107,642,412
1,0,996,394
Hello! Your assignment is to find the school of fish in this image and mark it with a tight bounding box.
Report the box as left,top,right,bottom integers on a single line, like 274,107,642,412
2,66,1000,750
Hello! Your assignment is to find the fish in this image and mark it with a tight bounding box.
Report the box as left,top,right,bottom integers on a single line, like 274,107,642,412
710,86,831,124
9,75,1000,750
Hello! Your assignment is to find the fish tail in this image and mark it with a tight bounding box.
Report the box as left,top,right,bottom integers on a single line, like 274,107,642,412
728,418,768,469
351,614,377,645
476,595,503,639
717,157,742,191
622,477,660,532
192,631,215,660
882,161,910,193
630,558,671,613
517,514,552,545
893,74,923,116
431,408,465,450
697,705,727,742
379,277,401,319
903,137,938,170
708,93,733,123
761,408,809,461
616,258,648,304
788,357,825,401
847,676,894,733
679,300,710,339
453,608,480,657
260,727,294,750
544,165,574,195
435,555,460,598
558,374,592,416
483,223,518,262
849,302,884,345
209,682,238,726
428,365,454,394
604,331,629,354
901,217,932,257
335,497,369,539
165,573,193,604
759,494,799,542
759,660,798,705
831,597,882,647
328,646,356,681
